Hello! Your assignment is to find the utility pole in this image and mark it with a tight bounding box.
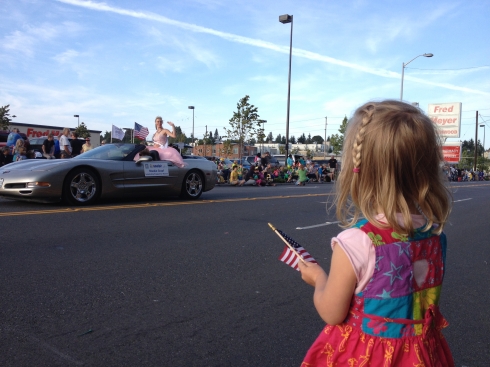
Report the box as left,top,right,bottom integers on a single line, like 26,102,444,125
474,111,478,171
324,116,327,160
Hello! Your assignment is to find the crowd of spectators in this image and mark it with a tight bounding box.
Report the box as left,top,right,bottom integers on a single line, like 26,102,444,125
445,165,486,181
213,152,339,187
0,128,93,167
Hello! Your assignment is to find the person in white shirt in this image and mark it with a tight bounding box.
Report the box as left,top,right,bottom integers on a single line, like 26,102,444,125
59,128,72,158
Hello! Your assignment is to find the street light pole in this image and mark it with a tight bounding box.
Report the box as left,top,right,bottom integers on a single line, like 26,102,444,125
279,14,293,166
74,114,80,127
324,116,327,160
480,124,486,154
400,53,433,101
258,119,267,153
188,106,195,140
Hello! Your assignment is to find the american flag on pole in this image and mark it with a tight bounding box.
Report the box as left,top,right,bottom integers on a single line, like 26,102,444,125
134,122,149,140
277,229,317,271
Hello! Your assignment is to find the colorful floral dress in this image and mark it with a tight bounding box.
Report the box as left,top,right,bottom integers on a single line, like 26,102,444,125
301,219,454,367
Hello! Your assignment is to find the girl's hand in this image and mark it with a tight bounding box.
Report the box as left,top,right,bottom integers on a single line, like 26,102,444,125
298,261,327,287
168,121,175,126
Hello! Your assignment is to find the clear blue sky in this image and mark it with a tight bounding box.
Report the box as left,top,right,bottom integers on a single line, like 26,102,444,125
1,0,489,149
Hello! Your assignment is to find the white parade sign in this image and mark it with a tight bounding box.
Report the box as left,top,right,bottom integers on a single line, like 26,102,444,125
143,162,169,176
427,102,462,138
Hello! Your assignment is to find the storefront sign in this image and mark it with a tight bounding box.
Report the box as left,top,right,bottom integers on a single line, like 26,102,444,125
442,142,461,163
428,102,462,138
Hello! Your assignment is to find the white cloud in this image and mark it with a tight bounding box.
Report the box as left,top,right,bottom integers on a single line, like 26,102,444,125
56,0,490,97
53,49,80,64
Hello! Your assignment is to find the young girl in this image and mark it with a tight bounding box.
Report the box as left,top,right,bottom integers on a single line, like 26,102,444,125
298,100,453,366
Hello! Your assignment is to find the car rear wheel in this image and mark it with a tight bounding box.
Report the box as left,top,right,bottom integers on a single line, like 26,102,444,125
63,168,100,205
180,170,203,200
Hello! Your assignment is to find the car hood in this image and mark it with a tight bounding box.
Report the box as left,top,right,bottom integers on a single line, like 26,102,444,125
1,159,72,172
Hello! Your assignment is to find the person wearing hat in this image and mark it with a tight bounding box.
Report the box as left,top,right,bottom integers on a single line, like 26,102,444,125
82,137,93,153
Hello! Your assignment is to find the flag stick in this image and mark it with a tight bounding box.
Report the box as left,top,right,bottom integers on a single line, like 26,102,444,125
268,223,306,264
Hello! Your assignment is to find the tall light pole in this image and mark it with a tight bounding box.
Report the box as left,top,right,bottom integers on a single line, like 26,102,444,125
74,114,80,127
258,119,267,153
480,124,486,153
188,106,195,145
400,53,433,101
324,116,327,159
279,14,293,166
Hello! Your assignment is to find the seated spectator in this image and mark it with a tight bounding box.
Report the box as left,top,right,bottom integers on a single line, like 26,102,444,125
244,166,257,185
82,138,93,153
1,146,13,166
42,133,56,159
306,163,318,182
15,147,28,161
12,139,25,161
229,165,245,186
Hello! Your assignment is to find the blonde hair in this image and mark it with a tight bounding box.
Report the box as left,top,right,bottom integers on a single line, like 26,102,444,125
15,139,25,149
154,116,163,129
335,100,451,235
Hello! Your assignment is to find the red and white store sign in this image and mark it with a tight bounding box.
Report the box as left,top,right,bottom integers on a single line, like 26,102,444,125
428,102,462,138
25,128,62,138
442,142,461,163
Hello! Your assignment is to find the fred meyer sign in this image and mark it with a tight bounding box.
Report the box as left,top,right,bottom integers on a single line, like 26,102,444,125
428,102,462,138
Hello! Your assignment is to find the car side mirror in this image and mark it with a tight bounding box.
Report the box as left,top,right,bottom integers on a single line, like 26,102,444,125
136,155,152,164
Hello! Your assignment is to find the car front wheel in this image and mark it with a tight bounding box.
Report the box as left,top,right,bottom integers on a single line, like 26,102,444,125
63,168,100,205
180,170,203,200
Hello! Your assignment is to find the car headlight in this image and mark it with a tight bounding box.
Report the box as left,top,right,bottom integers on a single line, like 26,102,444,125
27,182,51,188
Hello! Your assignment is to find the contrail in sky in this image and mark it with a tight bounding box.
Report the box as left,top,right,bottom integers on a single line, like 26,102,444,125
58,0,489,96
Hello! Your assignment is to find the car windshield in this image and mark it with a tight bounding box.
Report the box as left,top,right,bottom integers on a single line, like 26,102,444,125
74,143,137,161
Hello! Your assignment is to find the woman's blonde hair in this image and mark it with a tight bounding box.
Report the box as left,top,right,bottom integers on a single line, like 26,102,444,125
335,100,451,235
15,139,25,149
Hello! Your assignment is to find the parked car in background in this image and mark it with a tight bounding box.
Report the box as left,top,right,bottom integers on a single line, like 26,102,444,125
0,131,31,151
243,155,280,167
28,137,46,153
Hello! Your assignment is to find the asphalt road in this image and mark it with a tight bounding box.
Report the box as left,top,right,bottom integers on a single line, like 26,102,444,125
1,182,489,366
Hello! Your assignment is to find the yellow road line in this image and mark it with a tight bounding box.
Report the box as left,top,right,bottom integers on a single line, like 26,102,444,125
0,193,334,217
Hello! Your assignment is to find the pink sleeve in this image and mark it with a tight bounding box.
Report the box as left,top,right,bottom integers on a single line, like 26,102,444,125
331,228,375,294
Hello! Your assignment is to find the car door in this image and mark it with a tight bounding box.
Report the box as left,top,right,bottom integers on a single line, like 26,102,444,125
122,159,180,197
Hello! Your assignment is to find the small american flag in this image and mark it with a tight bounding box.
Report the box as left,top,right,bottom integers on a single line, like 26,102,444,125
134,122,149,140
277,229,317,271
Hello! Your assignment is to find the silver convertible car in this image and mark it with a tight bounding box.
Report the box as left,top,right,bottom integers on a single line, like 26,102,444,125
0,143,217,205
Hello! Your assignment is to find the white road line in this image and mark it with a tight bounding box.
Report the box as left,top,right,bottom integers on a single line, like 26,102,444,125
296,221,340,230
453,198,472,202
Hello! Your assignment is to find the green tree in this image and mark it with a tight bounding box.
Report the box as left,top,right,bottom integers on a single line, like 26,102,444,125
275,134,282,143
329,116,348,154
267,132,274,142
214,128,219,142
290,135,296,144
220,140,233,157
168,125,187,144
0,105,13,130
224,95,261,159
74,122,91,139
297,133,306,144
311,135,324,144
306,133,312,144
101,130,111,144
